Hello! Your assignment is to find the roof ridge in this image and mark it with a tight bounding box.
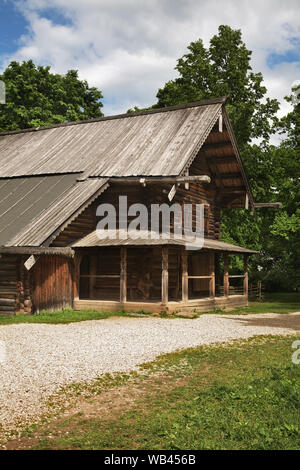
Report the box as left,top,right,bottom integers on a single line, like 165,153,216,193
0,96,227,137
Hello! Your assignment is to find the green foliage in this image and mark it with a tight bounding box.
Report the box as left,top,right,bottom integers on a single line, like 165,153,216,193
155,25,279,147
0,60,103,132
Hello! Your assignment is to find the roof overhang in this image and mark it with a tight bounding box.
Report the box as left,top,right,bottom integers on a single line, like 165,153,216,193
71,230,257,254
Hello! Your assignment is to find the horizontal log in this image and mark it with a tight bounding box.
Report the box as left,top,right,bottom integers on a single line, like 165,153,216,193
0,247,75,257
202,141,232,150
218,173,242,180
0,305,16,311
0,299,16,306
208,156,236,164
0,293,16,299
109,175,211,185
80,274,121,278
253,202,283,209
187,276,212,279
0,281,18,286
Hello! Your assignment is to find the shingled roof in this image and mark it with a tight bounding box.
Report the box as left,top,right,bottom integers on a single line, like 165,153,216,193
0,97,253,248
0,97,225,178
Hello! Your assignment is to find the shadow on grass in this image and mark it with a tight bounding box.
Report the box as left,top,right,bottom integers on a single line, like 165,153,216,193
225,313,300,331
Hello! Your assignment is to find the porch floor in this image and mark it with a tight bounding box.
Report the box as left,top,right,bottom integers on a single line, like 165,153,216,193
73,295,248,314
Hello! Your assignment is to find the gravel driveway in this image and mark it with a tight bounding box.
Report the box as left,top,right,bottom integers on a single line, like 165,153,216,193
0,312,299,433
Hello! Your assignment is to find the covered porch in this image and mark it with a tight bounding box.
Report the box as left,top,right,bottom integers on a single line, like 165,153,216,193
71,232,256,314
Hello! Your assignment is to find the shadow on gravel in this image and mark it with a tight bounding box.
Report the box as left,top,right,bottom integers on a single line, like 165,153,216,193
226,313,300,331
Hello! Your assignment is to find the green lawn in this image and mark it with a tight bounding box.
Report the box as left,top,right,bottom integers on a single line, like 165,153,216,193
224,292,300,315
0,308,133,325
5,335,300,450
0,292,298,325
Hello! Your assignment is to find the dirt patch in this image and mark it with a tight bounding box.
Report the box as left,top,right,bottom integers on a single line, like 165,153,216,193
3,365,206,450
228,312,300,331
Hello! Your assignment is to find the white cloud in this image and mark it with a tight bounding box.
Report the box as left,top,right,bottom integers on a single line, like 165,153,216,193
2,0,300,116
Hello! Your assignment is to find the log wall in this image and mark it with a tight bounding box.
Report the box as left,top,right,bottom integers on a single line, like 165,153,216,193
0,255,19,315
0,255,32,315
52,180,222,248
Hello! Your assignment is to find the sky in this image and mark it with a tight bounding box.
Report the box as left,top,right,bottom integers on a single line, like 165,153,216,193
0,0,300,118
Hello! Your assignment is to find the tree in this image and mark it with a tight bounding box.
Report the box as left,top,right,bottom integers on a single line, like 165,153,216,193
152,26,299,290
0,60,103,132
155,25,279,147
262,85,300,290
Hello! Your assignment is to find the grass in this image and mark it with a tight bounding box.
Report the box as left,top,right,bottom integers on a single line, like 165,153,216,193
0,292,298,325
0,307,138,325
4,335,300,450
220,292,300,315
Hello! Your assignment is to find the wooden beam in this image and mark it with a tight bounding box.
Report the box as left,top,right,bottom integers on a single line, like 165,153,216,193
181,248,188,302
202,141,232,150
218,172,243,180
110,175,211,185
161,246,169,306
208,156,236,164
253,202,283,209
222,111,255,209
218,114,223,132
0,246,74,257
120,246,127,303
184,169,190,190
215,252,221,293
224,253,229,297
72,253,82,301
188,276,211,279
209,251,215,298
245,194,249,210
244,254,248,297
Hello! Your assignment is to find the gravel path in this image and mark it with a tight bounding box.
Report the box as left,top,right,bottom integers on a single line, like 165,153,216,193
0,312,299,433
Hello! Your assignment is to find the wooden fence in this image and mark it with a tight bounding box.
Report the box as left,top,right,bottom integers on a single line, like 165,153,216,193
219,281,263,301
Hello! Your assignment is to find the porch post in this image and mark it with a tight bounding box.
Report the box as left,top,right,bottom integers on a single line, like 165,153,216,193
215,252,221,295
161,246,169,306
73,253,82,301
181,248,188,302
243,254,248,297
209,251,215,298
224,253,229,297
120,247,127,303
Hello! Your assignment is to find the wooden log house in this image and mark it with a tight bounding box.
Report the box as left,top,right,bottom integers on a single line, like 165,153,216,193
0,96,262,315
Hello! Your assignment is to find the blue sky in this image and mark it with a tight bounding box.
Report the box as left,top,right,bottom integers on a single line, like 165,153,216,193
0,0,299,117
0,2,27,55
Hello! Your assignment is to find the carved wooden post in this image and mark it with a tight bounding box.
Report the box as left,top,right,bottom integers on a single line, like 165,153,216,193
209,251,215,298
243,254,248,297
73,253,82,301
181,248,188,302
161,246,168,306
215,252,220,295
224,252,229,297
120,247,127,304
